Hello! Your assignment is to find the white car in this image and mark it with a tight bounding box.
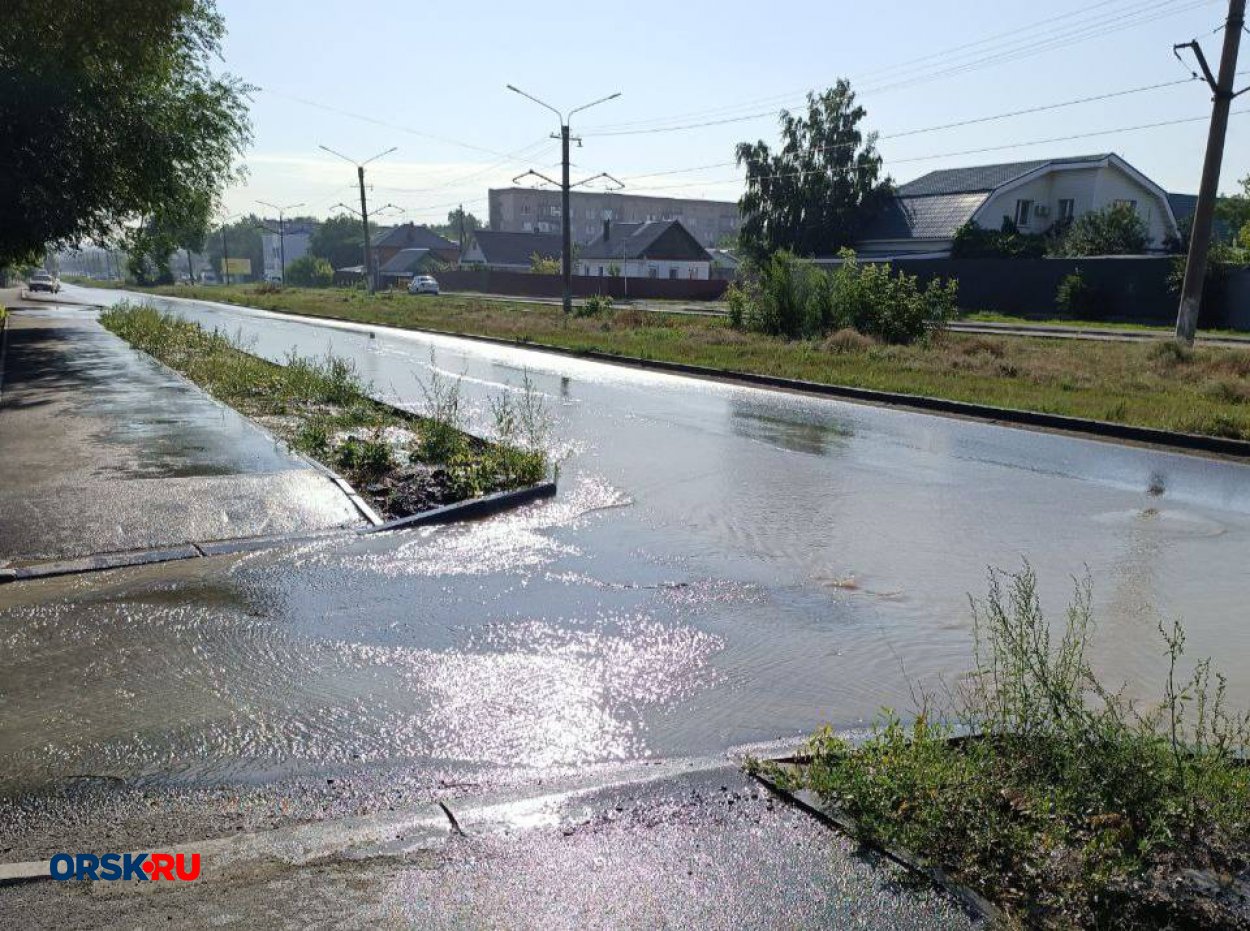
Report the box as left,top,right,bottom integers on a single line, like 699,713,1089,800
408,275,439,295
27,271,60,293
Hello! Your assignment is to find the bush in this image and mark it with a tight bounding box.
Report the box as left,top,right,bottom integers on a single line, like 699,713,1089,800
253,281,283,295
951,219,1049,259
730,250,956,344
576,294,613,317
1052,203,1150,256
1055,269,1103,317
285,255,334,288
333,434,393,482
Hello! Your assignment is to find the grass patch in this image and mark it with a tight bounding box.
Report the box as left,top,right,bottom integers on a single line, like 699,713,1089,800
99,302,549,518
764,565,1250,929
116,284,1250,440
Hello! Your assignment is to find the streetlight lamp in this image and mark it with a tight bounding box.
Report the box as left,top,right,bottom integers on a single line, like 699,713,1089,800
319,145,397,293
506,85,621,314
257,200,305,283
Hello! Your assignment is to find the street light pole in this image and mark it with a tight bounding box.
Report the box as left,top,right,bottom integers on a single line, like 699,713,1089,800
258,201,304,283
507,85,621,314
320,145,397,294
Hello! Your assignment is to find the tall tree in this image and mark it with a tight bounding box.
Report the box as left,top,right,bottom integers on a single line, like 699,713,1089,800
429,208,483,243
205,214,264,280
308,214,365,270
735,81,890,259
0,0,252,267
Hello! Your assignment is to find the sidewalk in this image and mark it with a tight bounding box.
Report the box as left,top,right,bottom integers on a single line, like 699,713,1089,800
0,306,363,566
0,763,981,929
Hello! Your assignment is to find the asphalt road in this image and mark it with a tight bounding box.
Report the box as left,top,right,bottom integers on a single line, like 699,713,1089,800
4,284,1249,926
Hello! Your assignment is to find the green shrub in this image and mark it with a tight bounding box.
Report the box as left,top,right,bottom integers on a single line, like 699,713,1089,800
1051,203,1151,256
577,294,613,317
730,250,955,344
285,255,334,288
1055,269,1103,317
333,435,393,482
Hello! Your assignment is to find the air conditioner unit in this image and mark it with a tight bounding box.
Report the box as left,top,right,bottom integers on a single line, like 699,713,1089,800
1033,204,1051,217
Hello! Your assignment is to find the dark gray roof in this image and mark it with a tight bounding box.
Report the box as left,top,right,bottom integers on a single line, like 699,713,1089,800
372,223,456,251
897,154,1111,197
860,193,988,242
379,248,434,275
470,230,562,266
579,220,710,261
1167,193,1198,221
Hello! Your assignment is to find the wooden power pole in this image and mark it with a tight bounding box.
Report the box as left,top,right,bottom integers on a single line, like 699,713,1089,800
1174,0,1246,344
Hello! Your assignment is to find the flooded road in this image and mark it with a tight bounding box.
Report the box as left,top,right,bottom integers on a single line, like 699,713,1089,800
3,288,1249,792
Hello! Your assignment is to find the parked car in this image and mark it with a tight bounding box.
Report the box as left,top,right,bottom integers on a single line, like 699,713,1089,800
408,275,439,295
27,271,60,293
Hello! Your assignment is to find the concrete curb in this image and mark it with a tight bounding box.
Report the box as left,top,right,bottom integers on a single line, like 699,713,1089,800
364,481,557,533
134,292,1250,461
750,765,1003,925
406,328,1250,459
0,482,557,585
0,756,736,886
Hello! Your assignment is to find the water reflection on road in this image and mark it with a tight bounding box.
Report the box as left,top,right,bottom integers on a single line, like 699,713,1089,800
2,289,1248,789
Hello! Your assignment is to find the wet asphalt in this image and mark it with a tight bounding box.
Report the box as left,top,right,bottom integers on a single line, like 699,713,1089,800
0,306,362,565
5,285,1249,926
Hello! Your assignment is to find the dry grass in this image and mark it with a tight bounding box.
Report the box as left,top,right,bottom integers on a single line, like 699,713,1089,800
141,284,1250,440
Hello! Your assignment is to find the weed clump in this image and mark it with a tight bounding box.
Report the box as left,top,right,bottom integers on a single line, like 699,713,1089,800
793,565,1250,929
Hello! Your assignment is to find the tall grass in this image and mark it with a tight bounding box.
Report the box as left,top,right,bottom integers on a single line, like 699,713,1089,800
791,565,1250,928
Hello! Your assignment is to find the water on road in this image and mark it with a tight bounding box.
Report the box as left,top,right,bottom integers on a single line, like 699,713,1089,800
2,289,1248,791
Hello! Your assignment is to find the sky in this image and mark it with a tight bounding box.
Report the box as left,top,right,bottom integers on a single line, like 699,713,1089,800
214,0,1250,224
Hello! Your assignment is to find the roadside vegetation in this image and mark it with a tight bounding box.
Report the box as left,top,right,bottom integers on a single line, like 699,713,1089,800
759,565,1250,929
99,302,548,519
110,282,1250,440
726,249,956,344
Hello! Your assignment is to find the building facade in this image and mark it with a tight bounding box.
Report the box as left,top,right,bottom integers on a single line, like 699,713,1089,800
261,225,312,281
576,220,712,280
858,153,1181,258
489,188,740,247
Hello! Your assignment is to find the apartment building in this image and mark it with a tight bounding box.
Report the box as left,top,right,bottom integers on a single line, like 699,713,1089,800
488,188,741,247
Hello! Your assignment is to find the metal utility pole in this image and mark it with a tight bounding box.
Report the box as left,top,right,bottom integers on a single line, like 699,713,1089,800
507,85,621,313
319,145,397,293
258,201,304,283
1173,0,1247,344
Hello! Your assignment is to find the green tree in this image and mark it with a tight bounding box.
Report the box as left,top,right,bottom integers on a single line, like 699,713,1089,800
308,214,364,270
1215,174,1250,240
429,208,483,243
530,252,560,274
0,1,253,267
1052,203,1150,257
735,81,890,260
285,255,334,287
205,214,264,281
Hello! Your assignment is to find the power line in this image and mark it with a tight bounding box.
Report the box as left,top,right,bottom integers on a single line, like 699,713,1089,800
581,0,1216,137
617,76,1201,183
626,108,1248,194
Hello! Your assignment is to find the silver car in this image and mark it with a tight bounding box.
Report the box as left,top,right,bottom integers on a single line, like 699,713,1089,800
408,275,439,295
27,271,60,293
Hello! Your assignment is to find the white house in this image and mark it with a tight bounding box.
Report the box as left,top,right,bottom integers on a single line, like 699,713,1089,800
858,153,1181,258
576,219,712,280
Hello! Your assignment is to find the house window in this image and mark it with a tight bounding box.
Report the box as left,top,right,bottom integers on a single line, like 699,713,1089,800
668,267,678,279
1058,199,1075,221
1113,199,1138,212
1014,199,1034,227
648,266,658,279
598,266,604,276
